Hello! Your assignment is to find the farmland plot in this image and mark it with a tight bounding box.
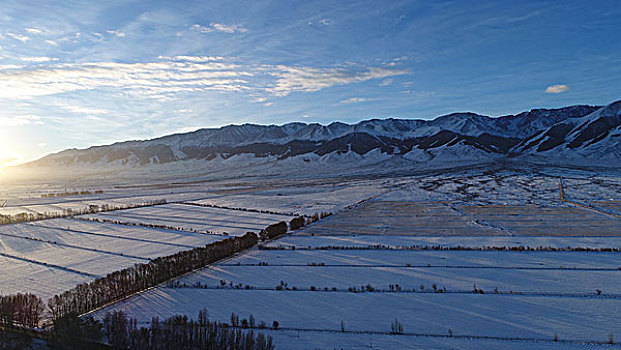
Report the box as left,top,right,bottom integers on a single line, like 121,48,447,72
0,255,92,300
298,201,502,236
267,234,621,250
85,203,294,235
29,219,226,252
0,234,145,276
90,198,621,348
189,180,385,216
0,206,257,301
91,289,620,344
174,261,620,296
461,205,621,236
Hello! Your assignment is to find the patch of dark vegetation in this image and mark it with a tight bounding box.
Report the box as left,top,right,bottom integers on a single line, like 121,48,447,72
78,216,216,235
181,202,306,218
260,244,621,252
260,222,288,241
49,310,274,349
48,233,258,321
41,190,104,198
0,200,166,226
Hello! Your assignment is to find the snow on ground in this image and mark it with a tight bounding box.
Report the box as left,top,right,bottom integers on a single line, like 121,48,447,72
1,169,619,348
174,260,620,295
0,197,293,301
217,249,621,270
0,255,92,301
298,201,502,236
0,234,145,276
217,328,619,350
85,203,294,235
2,222,220,259
91,289,620,344
294,200,621,237
88,192,621,348
31,219,224,248
267,234,621,250
190,180,386,216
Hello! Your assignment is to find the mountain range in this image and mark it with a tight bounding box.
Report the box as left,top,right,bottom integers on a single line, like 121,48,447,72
28,100,621,169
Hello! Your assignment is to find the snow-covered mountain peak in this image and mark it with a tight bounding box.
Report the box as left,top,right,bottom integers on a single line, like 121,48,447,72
26,101,620,169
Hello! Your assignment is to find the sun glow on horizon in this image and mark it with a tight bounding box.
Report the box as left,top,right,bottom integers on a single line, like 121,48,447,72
0,148,23,169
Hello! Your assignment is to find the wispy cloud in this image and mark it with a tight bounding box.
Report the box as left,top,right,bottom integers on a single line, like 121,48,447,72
25,28,43,35
0,57,252,99
6,33,30,42
0,57,407,100
158,55,225,62
0,114,44,127
268,66,409,96
545,84,570,94
59,104,109,115
20,56,58,62
379,78,393,86
308,18,332,26
341,97,369,104
106,30,126,37
191,23,247,34
44,39,58,46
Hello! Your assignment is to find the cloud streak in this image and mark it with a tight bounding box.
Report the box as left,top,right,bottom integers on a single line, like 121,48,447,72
0,57,408,100
268,66,409,96
545,84,570,94
191,23,247,34
341,97,369,104
20,57,59,62
6,33,30,42
0,114,44,127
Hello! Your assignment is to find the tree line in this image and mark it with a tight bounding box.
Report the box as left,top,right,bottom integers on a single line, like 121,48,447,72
0,293,45,328
0,200,166,226
48,232,259,320
51,309,275,350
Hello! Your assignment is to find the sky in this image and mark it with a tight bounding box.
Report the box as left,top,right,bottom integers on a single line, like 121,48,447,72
0,0,620,167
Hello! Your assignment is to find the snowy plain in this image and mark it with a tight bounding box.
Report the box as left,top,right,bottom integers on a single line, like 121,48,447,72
82,170,621,349
0,165,620,348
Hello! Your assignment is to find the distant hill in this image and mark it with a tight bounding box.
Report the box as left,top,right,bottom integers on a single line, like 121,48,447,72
25,101,621,170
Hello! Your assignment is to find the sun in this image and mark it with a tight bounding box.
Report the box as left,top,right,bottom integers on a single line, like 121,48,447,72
0,149,22,169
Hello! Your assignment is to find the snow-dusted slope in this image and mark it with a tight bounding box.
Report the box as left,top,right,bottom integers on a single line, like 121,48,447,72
514,100,621,161
25,102,619,169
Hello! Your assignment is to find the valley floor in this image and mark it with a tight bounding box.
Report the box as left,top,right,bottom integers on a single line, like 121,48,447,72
0,165,620,349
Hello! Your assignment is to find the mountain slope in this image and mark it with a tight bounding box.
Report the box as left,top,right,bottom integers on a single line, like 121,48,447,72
514,100,621,161
27,102,619,169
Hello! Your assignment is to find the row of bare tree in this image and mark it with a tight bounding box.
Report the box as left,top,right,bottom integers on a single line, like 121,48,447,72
0,293,45,328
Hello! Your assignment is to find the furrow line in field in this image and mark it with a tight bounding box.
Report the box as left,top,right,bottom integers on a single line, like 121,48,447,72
0,252,100,278
0,231,150,261
30,222,199,249
217,263,621,271
160,286,621,299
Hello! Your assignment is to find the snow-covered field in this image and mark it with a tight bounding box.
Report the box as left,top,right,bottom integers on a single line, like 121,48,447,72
85,203,295,235
1,168,619,348
88,178,621,349
291,200,621,237
266,234,621,250
0,203,289,301
189,180,385,216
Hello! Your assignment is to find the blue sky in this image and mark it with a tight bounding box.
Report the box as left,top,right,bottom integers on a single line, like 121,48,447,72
0,0,620,166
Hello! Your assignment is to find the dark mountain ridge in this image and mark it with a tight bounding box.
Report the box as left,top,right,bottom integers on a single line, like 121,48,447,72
26,102,619,168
